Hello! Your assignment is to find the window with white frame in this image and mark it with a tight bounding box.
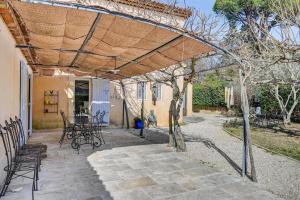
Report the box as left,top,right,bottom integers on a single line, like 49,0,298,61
152,83,162,101
137,82,147,100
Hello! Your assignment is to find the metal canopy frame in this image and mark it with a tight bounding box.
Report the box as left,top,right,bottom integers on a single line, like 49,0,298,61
11,0,217,79
18,0,217,50
70,13,102,67
115,35,184,70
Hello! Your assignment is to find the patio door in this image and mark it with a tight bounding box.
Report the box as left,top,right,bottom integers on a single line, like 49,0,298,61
74,80,90,114
20,60,29,142
91,79,110,126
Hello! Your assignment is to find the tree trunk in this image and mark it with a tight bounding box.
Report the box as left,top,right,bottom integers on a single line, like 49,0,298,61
168,98,186,151
285,100,297,125
274,84,299,126
239,69,257,182
167,78,188,151
169,100,176,148
174,125,186,151
283,115,291,125
167,58,196,151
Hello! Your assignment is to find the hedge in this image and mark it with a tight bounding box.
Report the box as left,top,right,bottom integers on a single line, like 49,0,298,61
193,74,226,109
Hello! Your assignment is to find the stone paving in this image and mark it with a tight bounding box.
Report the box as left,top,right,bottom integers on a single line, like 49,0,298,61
1,128,284,200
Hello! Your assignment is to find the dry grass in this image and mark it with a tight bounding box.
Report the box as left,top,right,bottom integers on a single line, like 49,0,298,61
224,126,300,161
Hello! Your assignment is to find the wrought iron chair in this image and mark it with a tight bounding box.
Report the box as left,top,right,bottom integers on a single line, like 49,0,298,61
11,118,43,170
14,116,47,154
70,111,106,152
70,112,90,152
94,111,106,145
6,119,41,172
92,110,101,123
59,110,73,147
0,123,38,200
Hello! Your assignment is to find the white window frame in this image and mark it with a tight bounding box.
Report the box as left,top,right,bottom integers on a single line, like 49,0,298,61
137,82,147,100
152,83,162,101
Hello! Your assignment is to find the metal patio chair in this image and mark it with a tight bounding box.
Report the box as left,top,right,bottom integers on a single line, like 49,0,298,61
0,123,38,200
94,110,106,145
92,110,101,124
6,119,41,173
14,116,47,155
11,118,43,169
70,112,91,152
59,110,73,147
70,111,106,152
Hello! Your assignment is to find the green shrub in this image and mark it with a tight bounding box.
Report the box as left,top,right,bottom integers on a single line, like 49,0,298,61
193,74,226,109
255,85,300,114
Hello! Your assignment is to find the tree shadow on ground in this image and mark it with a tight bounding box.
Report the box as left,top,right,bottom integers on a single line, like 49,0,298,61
124,126,254,180
129,128,170,144
184,116,205,124
185,135,252,179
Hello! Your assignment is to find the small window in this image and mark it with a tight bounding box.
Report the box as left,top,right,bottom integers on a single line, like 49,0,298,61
152,83,162,101
137,82,147,100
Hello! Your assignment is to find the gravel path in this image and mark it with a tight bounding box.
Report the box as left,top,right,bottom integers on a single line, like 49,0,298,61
182,112,300,200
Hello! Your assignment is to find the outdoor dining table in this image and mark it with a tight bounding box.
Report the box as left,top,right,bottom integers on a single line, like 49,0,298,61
68,114,105,152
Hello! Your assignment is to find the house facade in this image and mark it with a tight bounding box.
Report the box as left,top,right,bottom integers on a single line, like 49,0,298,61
0,0,215,184
29,0,194,129
32,73,192,129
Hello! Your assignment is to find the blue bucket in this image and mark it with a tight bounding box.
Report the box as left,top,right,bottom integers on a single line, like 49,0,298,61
134,119,144,129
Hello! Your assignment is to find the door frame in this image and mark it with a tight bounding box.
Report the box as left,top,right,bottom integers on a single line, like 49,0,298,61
20,60,29,141
74,78,91,114
28,74,33,136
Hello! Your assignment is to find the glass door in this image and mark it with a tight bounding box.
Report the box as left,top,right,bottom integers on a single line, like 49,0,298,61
75,80,90,114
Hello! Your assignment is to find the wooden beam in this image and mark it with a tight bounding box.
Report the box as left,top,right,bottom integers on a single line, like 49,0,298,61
0,7,7,14
6,2,37,70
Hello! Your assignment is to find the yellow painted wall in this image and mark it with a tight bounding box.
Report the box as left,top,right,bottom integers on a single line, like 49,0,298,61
0,17,32,182
32,76,74,129
186,84,193,116
32,75,193,129
1,18,20,124
110,77,193,127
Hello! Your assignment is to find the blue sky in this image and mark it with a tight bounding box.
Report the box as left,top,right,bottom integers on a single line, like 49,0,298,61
160,0,216,14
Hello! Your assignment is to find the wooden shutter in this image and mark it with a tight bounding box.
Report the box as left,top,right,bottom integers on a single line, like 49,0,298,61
92,79,110,126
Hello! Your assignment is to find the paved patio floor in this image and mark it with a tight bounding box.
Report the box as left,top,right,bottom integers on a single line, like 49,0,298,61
1,128,283,200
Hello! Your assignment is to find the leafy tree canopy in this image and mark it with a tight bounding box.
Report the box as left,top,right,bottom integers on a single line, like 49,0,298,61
213,0,270,27
213,0,299,27
213,0,269,15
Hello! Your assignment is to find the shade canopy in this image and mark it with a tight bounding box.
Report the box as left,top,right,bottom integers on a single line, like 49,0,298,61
11,0,214,79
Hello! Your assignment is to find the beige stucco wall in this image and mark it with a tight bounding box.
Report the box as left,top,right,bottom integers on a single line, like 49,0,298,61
32,76,74,129
0,17,32,182
32,75,193,129
186,83,193,116
110,76,193,127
